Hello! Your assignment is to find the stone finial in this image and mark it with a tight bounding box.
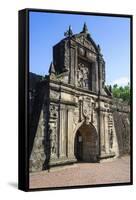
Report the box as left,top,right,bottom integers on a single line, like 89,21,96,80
49,62,55,74
64,25,73,37
82,22,88,33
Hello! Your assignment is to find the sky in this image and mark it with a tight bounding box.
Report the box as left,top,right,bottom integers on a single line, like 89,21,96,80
29,11,130,86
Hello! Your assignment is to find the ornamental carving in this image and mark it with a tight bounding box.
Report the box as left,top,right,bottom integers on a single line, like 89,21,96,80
49,104,58,118
78,47,85,56
86,51,96,61
73,109,79,126
83,97,91,119
75,36,96,53
50,91,60,100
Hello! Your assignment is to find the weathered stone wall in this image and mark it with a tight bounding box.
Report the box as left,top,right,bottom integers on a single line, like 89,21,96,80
29,79,49,172
29,108,46,172
112,99,130,156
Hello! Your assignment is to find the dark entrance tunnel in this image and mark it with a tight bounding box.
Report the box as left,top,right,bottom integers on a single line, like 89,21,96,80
74,123,98,162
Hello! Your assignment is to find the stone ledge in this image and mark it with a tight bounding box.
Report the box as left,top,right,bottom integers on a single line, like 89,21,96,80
49,157,77,167
99,152,116,161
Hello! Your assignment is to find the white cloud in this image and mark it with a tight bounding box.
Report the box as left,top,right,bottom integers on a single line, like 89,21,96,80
111,77,129,86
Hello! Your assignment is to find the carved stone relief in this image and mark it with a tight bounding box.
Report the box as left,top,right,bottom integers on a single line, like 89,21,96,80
64,40,69,70
49,104,58,119
86,51,96,61
108,114,113,149
50,91,60,100
72,107,80,133
77,62,89,89
76,37,96,53
78,47,85,56
49,122,57,156
83,97,91,118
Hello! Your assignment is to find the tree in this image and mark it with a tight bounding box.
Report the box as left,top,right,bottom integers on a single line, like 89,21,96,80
111,83,130,104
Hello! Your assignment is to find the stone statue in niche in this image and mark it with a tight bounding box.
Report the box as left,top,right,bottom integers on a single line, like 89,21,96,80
77,63,89,89
49,125,57,155
83,67,89,88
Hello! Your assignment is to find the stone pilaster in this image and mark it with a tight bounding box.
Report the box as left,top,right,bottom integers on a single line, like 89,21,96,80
59,106,67,158
67,107,76,160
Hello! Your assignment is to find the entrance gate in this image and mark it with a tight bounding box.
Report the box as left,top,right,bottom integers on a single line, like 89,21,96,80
74,123,98,162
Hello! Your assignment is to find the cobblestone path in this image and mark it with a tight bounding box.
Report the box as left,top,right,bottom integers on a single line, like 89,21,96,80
29,156,130,189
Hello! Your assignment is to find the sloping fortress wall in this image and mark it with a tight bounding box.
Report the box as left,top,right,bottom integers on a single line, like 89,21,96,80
112,100,130,156
29,24,130,172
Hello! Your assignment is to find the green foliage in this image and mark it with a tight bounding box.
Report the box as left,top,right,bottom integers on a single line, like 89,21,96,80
111,83,130,104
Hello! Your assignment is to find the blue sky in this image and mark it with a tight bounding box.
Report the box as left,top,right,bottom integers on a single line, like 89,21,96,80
29,11,130,86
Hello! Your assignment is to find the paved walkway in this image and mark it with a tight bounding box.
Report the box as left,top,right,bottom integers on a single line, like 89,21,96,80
29,156,130,189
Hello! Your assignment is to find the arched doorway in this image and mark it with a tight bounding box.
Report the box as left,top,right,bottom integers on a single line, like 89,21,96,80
74,122,98,162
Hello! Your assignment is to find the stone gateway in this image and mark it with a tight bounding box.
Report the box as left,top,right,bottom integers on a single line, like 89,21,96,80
29,23,130,172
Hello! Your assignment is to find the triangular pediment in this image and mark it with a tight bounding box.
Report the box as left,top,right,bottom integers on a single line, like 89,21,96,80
73,33,98,54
